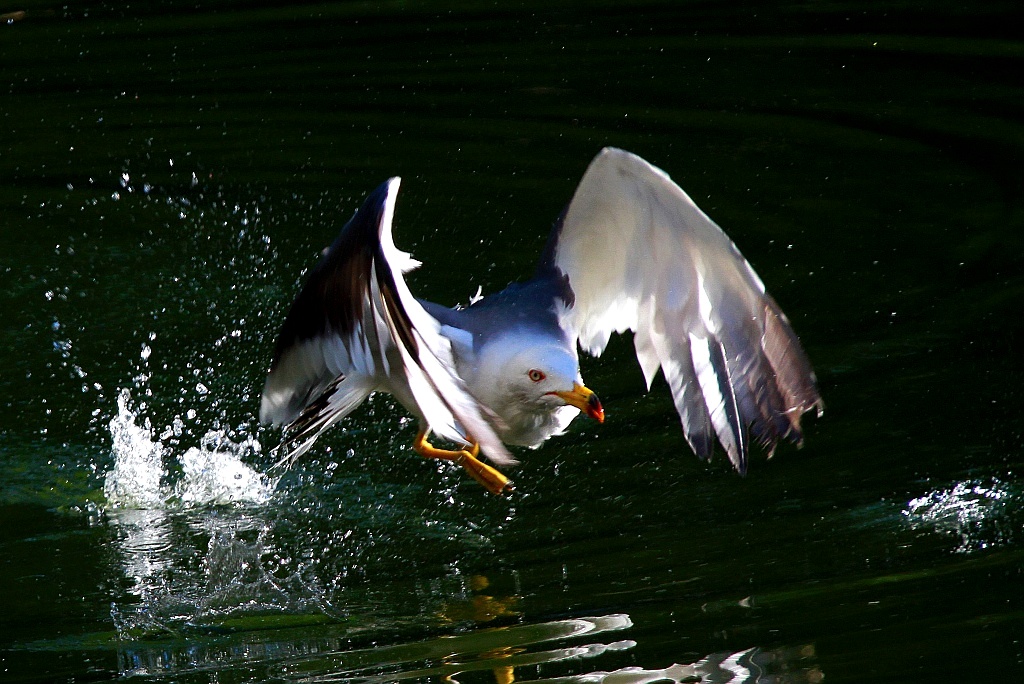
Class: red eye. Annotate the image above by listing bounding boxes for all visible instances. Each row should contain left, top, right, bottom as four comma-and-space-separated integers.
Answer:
528, 369, 546, 382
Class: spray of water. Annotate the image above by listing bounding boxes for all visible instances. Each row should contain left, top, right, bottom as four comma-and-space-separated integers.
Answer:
104, 388, 277, 510
903, 478, 1018, 553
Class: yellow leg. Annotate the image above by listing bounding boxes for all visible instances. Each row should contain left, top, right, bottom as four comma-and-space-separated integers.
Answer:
413, 428, 512, 495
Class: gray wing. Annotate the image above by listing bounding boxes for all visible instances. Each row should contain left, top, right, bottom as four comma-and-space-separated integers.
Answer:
260, 178, 515, 467
545, 148, 822, 472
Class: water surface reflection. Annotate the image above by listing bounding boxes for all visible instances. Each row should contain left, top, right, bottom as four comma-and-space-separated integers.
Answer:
115, 612, 821, 684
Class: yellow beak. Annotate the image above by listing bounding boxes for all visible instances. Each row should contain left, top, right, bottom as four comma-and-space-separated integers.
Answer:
551, 383, 605, 423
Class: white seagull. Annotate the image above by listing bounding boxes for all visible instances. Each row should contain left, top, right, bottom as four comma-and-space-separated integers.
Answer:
260, 148, 823, 494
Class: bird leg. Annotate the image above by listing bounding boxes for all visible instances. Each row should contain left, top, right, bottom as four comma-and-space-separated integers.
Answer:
413, 427, 512, 495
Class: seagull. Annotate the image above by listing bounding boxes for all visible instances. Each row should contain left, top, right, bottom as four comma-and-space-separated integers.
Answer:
260, 148, 823, 494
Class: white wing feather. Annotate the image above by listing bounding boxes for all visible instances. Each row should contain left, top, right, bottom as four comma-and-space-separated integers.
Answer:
552, 148, 821, 471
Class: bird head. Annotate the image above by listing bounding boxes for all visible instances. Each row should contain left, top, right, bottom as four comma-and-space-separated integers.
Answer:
482, 336, 604, 422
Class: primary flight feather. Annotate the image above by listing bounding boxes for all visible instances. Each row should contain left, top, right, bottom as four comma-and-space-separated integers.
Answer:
260, 148, 823, 493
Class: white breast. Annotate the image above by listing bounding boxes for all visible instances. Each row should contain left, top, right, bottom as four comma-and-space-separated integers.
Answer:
495, 404, 580, 448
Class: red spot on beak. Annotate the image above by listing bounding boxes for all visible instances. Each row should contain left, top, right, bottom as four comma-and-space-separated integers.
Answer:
551, 384, 604, 423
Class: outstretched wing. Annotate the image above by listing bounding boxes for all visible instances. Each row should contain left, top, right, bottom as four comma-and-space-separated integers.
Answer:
260, 178, 515, 468
545, 147, 822, 472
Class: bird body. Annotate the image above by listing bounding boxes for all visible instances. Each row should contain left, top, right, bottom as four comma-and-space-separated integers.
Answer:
420, 276, 585, 449
260, 148, 822, 492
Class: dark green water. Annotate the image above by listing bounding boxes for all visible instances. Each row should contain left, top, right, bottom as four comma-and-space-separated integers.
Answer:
2, 2, 1023, 682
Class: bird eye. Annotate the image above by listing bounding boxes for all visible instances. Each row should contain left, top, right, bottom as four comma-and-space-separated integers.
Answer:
528, 369, 546, 382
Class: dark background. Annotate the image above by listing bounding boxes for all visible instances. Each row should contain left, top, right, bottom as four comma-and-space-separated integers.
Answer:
2, 2, 1023, 682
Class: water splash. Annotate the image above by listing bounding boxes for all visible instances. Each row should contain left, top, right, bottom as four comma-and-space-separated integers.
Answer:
101, 387, 347, 641
176, 438, 274, 506
104, 390, 168, 508
903, 477, 1018, 553
103, 388, 277, 510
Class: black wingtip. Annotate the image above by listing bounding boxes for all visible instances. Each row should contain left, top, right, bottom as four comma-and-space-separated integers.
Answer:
359, 177, 399, 224
267, 178, 401, 362
333, 177, 399, 249
261, 178, 404, 428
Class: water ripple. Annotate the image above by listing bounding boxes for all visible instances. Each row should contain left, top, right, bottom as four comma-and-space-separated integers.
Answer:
108, 611, 822, 684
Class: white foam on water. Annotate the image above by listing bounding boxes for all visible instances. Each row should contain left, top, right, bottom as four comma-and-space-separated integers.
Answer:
104, 388, 278, 510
